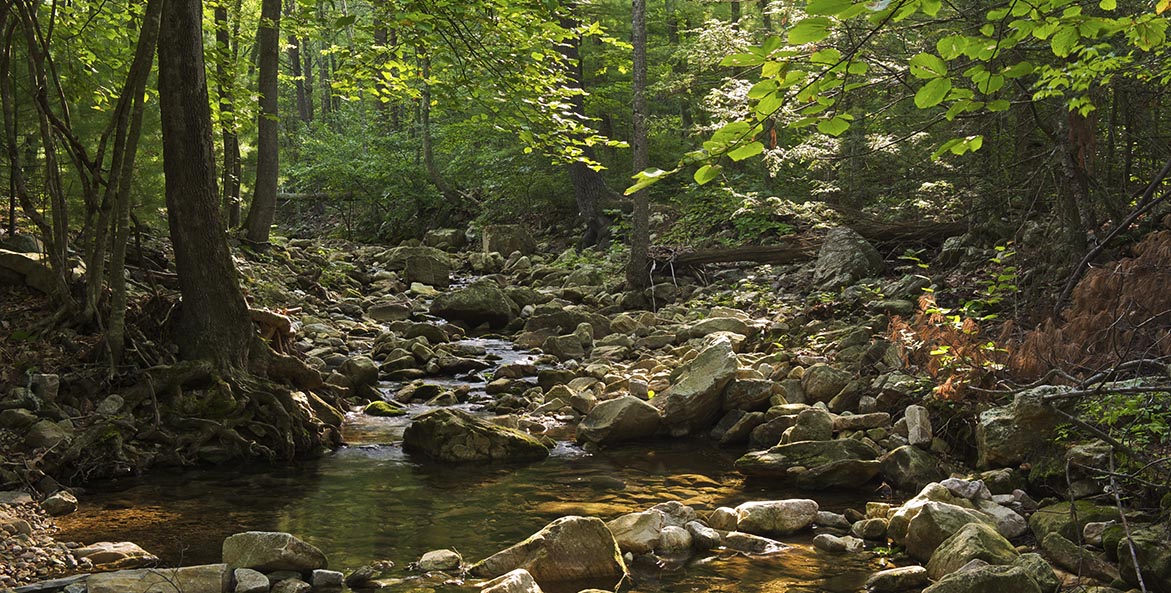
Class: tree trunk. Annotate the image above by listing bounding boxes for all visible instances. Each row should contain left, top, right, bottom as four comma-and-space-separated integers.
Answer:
213, 1, 243, 228
286, 0, 310, 123
760, 0, 772, 30
158, 0, 255, 370
243, 0, 281, 246
627, 0, 650, 291
419, 52, 455, 201
301, 36, 315, 121
730, 0, 741, 26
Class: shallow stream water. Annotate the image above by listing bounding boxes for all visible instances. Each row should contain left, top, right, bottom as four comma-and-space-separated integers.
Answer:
57, 338, 887, 592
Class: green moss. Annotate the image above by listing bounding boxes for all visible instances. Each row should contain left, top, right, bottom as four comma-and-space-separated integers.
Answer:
365, 400, 407, 417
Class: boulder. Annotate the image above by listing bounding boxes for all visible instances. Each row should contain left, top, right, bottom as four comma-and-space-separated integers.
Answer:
416, 549, 463, 572
812, 533, 864, 553
74, 541, 159, 570
0, 249, 56, 294
577, 395, 661, 445
1041, 532, 1120, 583
685, 521, 722, 551
1012, 553, 1059, 593
403, 408, 549, 463
405, 252, 452, 288
905, 501, 998, 561
606, 510, 665, 555
340, 356, 380, 389
423, 228, 467, 250
222, 531, 327, 571
734, 499, 819, 536
87, 564, 230, 593
367, 301, 413, 322
482, 224, 536, 256
851, 518, 888, 540
921, 564, 1041, 593
234, 568, 270, 593
974, 498, 1028, 539
469, 516, 626, 586
717, 411, 765, 445
976, 386, 1066, 468
926, 522, 1019, 579
782, 408, 833, 443
481, 568, 545, 593
680, 317, 751, 340
652, 340, 738, 436
41, 491, 78, 516
364, 400, 407, 417
1028, 500, 1120, 542
1118, 524, 1171, 593
865, 566, 929, 593
802, 364, 852, 403
723, 379, 775, 412
905, 404, 932, 447
311, 570, 344, 590
271, 579, 312, 593
541, 334, 587, 361
657, 526, 692, 553
735, 439, 880, 489
880, 445, 946, 492
430, 279, 515, 329
888, 482, 971, 543
24, 420, 71, 450
812, 227, 884, 289
722, 532, 788, 555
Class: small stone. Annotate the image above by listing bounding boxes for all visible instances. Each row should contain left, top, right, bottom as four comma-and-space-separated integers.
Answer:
905, 405, 932, 447
865, 565, 929, 592
40, 491, 78, 517
311, 569, 344, 590
415, 549, 462, 571
271, 578, 312, 593
851, 518, 888, 540
234, 568, 269, 593
812, 533, 864, 554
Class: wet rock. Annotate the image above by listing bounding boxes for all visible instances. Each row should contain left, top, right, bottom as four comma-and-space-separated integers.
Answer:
482, 224, 536, 256
364, 400, 407, 417
652, 340, 738, 436
976, 386, 1065, 468
87, 564, 229, 593
577, 395, 661, 446
430, 279, 515, 329
1028, 500, 1120, 542
480, 568, 544, 593
607, 510, 665, 554
734, 499, 819, 536
404, 408, 549, 462
813, 227, 884, 289
1041, 532, 1119, 583
921, 564, 1041, 593
415, 549, 462, 571
905, 405, 932, 447
926, 522, 1018, 579
469, 516, 626, 586
75, 541, 159, 569
812, 533, 864, 553
782, 408, 833, 443
685, 521, 721, 551
234, 568, 270, 593
802, 364, 852, 403
222, 531, 327, 572
865, 565, 929, 592
735, 439, 880, 488
722, 532, 788, 554
904, 501, 998, 561
656, 526, 692, 553
40, 491, 77, 516
880, 445, 946, 492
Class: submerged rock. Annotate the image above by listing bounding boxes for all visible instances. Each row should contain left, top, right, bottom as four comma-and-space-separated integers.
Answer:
469, 516, 626, 586
87, 565, 229, 593
403, 408, 549, 463
222, 531, 327, 572
735, 439, 880, 489
480, 568, 545, 593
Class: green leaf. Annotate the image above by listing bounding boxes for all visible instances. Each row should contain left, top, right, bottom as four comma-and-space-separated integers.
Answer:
1050, 26, 1080, 57
818, 115, 851, 136
728, 141, 765, 161
807, 0, 854, 15
721, 53, 766, 67
937, 36, 968, 60
789, 17, 832, 44
1099, 0, 1116, 9
762, 36, 784, 54
1001, 61, 1035, 78
987, 99, 1011, 111
811, 48, 843, 64
915, 77, 952, 108
694, 164, 722, 185
625, 167, 675, 195
334, 14, 356, 28
909, 52, 948, 78
756, 92, 784, 116
748, 79, 779, 99
922, 0, 942, 16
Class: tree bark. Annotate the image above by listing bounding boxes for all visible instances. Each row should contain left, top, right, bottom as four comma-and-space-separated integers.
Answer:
627, 0, 650, 290
158, 0, 255, 370
286, 0, 311, 123
243, 0, 281, 246
418, 52, 455, 201
213, 1, 243, 228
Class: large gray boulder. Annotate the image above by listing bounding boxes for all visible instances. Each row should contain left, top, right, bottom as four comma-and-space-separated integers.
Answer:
469, 516, 626, 586
576, 395, 661, 446
921, 564, 1041, 593
880, 445, 947, 492
904, 501, 998, 561
606, 510, 665, 554
812, 227, 884, 289
976, 386, 1065, 468
430, 279, 516, 329
481, 568, 545, 593
222, 532, 327, 571
926, 522, 1019, 579
652, 340, 738, 436
1118, 524, 1171, 593
404, 408, 549, 463
801, 364, 852, 403
735, 439, 880, 489
87, 564, 230, 593
74, 541, 159, 570
482, 224, 536, 255
734, 500, 819, 536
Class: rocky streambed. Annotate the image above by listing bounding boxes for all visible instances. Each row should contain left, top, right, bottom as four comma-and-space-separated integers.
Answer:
3, 226, 1170, 593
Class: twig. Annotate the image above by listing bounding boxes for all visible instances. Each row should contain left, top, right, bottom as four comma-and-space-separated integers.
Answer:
1109, 451, 1149, 593
1042, 384, 1171, 403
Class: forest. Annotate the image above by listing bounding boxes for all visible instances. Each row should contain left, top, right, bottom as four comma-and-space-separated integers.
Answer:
1, 0, 1170, 593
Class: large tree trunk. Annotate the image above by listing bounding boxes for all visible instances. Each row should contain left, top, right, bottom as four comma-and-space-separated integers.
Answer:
158, 0, 254, 370
627, 0, 650, 290
213, 0, 244, 228
243, 0, 281, 246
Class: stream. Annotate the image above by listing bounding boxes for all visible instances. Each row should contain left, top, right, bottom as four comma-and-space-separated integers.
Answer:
56, 337, 887, 593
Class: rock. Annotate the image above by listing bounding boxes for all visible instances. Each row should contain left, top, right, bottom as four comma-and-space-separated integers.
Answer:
782, 408, 833, 443
812, 533, 864, 553
271, 579, 312, 593
221, 531, 327, 572
851, 518, 888, 540
87, 564, 230, 593
1012, 553, 1059, 593
1041, 532, 1120, 583
364, 400, 407, 417
24, 420, 71, 450
482, 224, 536, 256
940, 478, 992, 501
469, 516, 626, 586
921, 564, 1041, 593
1117, 524, 1171, 593
813, 227, 884, 289
367, 301, 413, 322
344, 566, 378, 588
1028, 501, 1120, 542
865, 565, 929, 592
816, 511, 852, 530
722, 532, 788, 554
96, 394, 125, 415
976, 386, 1065, 468
833, 412, 891, 432
430, 279, 515, 329
404, 408, 549, 462
481, 568, 545, 593
404, 252, 452, 288
723, 379, 775, 412
75, 541, 159, 569
718, 411, 765, 445
29, 373, 59, 402
311, 570, 343, 590
926, 522, 1019, 579
652, 340, 738, 436
423, 228, 467, 250
685, 521, 722, 551
734, 499, 819, 536
708, 507, 738, 531
340, 355, 380, 388
880, 445, 946, 492
541, 334, 587, 361
974, 498, 1028, 539
681, 317, 751, 340
0, 249, 56, 293
904, 501, 997, 561
234, 568, 270, 593
40, 491, 78, 516
735, 439, 880, 488
0, 408, 37, 430
576, 395, 661, 446
415, 549, 462, 571
657, 526, 692, 553
905, 405, 932, 446
607, 510, 665, 555
2, 233, 42, 253
802, 364, 852, 403
650, 501, 697, 528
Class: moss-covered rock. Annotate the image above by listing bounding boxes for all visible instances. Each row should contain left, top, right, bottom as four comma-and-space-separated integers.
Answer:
1027, 501, 1120, 542
364, 401, 407, 417
403, 408, 548, 462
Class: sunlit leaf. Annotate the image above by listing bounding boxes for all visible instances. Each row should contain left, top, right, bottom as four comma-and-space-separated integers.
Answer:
915, 77, 952, 108
728, 141, 765, 161
694, 164, 722, 185
789, 17, 832, 44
